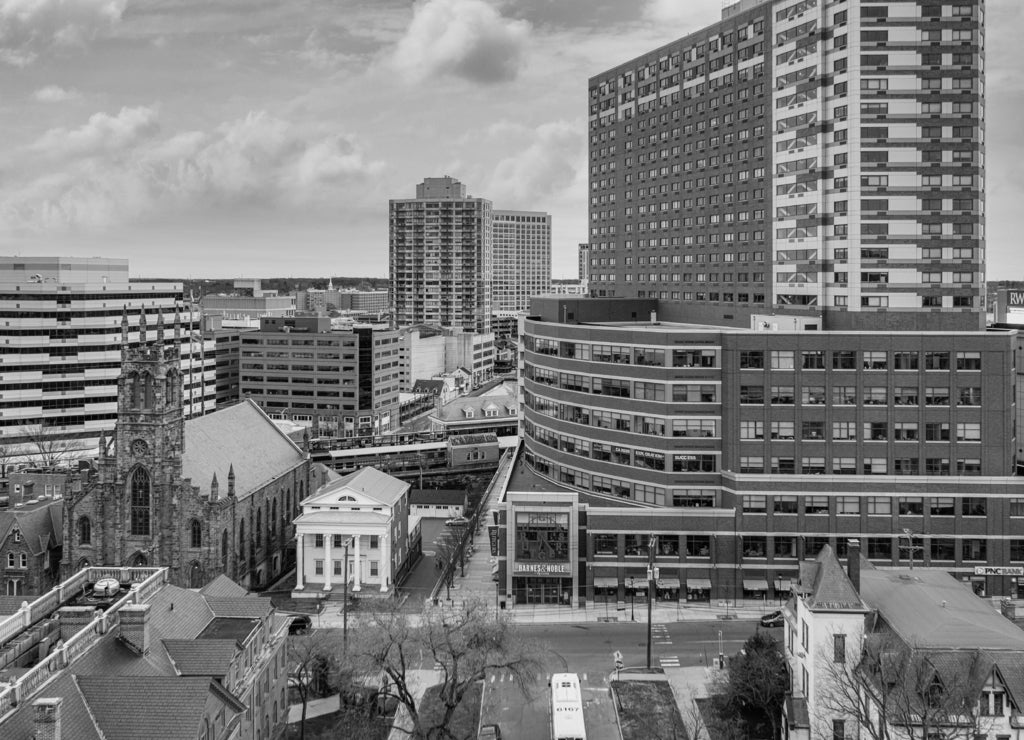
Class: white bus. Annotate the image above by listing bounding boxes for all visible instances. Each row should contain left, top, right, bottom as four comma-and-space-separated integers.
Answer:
550, 672, 587, 740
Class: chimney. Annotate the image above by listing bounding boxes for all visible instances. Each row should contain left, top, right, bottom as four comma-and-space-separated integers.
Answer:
57, 606, 99, 641
847, 538, 861, 593
118, 604, 151, 654
32, 698, 62, 740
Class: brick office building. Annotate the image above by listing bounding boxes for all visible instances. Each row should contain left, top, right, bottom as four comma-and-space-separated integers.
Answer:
514, 297, 1024, 602
63, 315, 330, 590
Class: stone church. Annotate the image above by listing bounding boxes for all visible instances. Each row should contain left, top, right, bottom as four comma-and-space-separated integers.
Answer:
63, 309, 330, 589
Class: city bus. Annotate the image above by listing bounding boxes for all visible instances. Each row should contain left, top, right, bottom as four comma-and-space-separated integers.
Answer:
550, 672, 586, 740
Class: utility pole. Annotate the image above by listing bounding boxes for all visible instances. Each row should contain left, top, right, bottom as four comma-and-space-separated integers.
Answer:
646, 534, 658, 670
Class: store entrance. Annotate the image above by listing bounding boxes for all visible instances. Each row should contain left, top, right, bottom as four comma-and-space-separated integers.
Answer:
513, 576, 571, 605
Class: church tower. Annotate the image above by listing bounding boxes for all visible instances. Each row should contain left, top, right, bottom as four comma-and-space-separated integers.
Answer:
101, 306, 186, 569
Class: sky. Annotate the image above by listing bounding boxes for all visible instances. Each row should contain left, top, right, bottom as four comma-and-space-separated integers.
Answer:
0, 0, 1022, 281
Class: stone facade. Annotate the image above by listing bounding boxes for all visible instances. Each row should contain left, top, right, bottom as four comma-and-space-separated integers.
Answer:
62, 312, 328, 590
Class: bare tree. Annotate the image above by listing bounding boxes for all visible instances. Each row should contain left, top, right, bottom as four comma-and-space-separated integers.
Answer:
0, 440, 14, 478
347, 596, 543, 740
816, 631, 997, 740
288, 628, 344, 740
434, 534, 459, 599
20, 421, 77, 468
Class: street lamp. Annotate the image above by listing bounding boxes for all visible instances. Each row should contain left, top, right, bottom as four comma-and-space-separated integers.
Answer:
627, 577, 636, 622
646, 534, 658, 671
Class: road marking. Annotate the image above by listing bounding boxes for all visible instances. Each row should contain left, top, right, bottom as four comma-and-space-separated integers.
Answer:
581, 673, 587, 681
660, 656, 681, 668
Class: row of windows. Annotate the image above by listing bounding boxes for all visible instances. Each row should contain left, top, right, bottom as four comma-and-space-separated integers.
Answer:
525, 390, 718, 438
525, 365, 721, 403
739, 420, 980, 442
739, 349, 982, 371
740, 494, 993, 517
739, 385, 981, 406
737, 456, 981, 476
740, 535, 989, 562
528, 338, 718, 368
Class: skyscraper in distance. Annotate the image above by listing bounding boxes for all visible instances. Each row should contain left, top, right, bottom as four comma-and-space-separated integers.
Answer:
492, 210, 552, 313
389, 176, 493, 334
587, 0, 984, 331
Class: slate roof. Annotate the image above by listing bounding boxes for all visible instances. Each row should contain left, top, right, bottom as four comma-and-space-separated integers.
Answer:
0, 672, 104, 740
860, 567, 1024, 650
204, 596, 273, 619
182, 399, 305, 499
308, 466, 409, 507
431, 387, 517, 422
163, 639, 238, 678
412, 379, 445, 394
198, 573, 250, 598
0, 500, 62, 556
797, 545, 867, 612
76, 675, 243, 740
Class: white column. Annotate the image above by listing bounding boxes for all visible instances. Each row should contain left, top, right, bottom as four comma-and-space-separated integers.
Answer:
353, 534, 362, 592
323, 534, 332, 591
380, 532, 390, 593
295, 533, 305, 590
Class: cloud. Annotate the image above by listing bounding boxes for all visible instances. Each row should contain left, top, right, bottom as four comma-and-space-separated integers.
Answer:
0, 0, 126, 64
32, 84, 81, 102
1, 108, 386, 235
392, 0, 530, 84
32, 105, 160, 159
643, 0, 719, 26
483, 119, 585, 206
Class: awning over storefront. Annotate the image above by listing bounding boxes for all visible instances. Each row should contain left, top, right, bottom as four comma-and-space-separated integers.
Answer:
627, 580, 648, 591
594, 577, 618, 588
656, 577, 681, 589
686, 578, 712, 590
743, 579, 769, 591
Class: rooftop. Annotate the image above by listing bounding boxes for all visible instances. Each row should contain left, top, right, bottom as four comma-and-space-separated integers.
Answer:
861, 568, 1024, 650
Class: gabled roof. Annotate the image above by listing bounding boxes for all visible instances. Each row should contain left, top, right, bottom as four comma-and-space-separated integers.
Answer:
304, 466, 408, 508
164, 639, 238, 678
295, 509, 392, 527
431, 393, 517, 422
412, 379, 445, 394
198, 574, 250, 598
797, 545, 867, 612
76, 675, 244, 740
0, 672, 104, 740
182, 399, 305, 500
0, 501, 62, 556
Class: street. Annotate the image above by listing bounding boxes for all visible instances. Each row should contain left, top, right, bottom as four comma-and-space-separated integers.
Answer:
479, 619, 764, 740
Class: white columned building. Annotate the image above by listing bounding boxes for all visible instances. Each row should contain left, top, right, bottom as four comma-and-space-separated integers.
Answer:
291, 467, 413, 599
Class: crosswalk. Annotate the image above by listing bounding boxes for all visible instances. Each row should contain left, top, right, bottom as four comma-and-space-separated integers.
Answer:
659, 655, 681, 668
652, 623, 673, 645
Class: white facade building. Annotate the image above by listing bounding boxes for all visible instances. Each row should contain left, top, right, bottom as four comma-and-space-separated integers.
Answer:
492, 210, 551, 313
292, 467, 412, 598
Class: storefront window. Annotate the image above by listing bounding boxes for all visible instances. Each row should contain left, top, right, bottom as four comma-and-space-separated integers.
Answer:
686, 535, 711, 557
594, 534, 618, 556
515, 512, 570, 561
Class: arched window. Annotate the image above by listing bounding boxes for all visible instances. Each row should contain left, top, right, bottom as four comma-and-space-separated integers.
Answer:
255, 508, 262, 548
238, 520, 246, 559
189, 561, 203, 589
165, 371, 177, 408
78, 516, 91, 545
221, 529, 229, 571
190, 519, 202, 548
77, 558, 90, 571
271, 499, 278, 537
130, 467, 151, 536
20, 554, 27, 569
143, 373, 156, 409
129, 372, 141, 408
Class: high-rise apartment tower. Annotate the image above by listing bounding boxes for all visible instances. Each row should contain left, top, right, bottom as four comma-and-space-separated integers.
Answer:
492, 210, 552, 313
390, 177, 493, 333
588, 0, 984, 331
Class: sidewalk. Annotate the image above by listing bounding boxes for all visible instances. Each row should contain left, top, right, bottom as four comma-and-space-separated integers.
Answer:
287, 694, 340, 724
387, 669, 440, 740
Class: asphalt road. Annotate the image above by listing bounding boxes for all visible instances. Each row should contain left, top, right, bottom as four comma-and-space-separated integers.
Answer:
480, 619, 766, 740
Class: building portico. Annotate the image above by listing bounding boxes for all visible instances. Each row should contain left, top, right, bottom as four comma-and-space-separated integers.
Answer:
292, 467, 412, 599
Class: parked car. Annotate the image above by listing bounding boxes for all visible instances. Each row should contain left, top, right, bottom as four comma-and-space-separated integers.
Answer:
478, 725, 502, 740
445, 516, 470, 527
760, 610, 785, 628
287, 614, 312, 635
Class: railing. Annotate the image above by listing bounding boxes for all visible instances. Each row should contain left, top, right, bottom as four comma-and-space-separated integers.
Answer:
0, 566, 168, 722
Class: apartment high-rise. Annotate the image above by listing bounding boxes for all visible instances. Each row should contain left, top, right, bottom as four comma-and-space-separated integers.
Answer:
588, 0, 984, 331
492, 210, 552, 313
390, 176, 493, 333
0, 257, 215, 463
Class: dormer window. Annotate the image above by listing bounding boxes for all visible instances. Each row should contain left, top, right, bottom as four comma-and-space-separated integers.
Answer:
464, 408, 474, 418
12, 529, 21, 543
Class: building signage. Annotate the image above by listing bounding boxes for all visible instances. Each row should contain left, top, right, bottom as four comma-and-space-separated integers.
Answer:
1008, 291, 1024, 308
488, 526, 499, 557
974, 566, 1024, 577
514, 562, 571, 575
